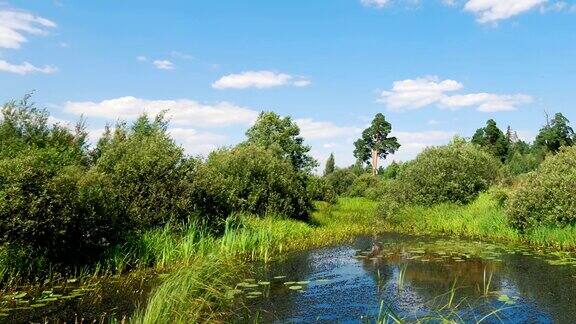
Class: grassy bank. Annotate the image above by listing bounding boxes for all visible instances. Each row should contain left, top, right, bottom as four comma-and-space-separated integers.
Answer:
131, 198, 382, 323
381, 192, 576, 251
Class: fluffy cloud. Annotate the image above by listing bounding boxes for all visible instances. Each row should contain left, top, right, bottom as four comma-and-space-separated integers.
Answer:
463, 0, 546, 23
0, 9, 56, 49
389, 130, 457, 161
212, 71, 311, 89
63, 96, 259, 127
0, 59, 57, 74
377, 76, 532, 112
360, 0, 390, 8
441, 93, 532, 112
295, 118, 361, 140
379, 77, 463, 110
168, 128, 228, 155
0, 8, 57, 74
153, 59, 174, 70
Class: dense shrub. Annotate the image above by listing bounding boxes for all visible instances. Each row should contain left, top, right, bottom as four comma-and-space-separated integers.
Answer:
307, 176, 337, 203
95, 116, 199, 230
0, 152, 123, 264
507, 146, 576, 230
394, 140, 501, 205
325, 168, 358, 195
195, 144, 313, 223
347, 174, 381, 197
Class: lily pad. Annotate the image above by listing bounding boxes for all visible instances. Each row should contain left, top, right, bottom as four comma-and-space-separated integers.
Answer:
288, 285, 303, 290
257, 281, 270, 285
273, 275, 286, 279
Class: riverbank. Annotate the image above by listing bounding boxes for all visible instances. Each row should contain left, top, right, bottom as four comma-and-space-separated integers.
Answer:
380, 192, 576, 251
132, 194, 576, 323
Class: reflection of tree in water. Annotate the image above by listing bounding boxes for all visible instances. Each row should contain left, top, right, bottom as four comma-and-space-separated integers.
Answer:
360, 254, 501, 318
500, 253, 576, 323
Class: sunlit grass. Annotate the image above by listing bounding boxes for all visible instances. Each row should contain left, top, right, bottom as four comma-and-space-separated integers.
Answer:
380, 192, 576, 251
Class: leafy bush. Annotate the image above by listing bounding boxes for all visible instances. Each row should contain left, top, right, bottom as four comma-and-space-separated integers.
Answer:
95, 115, 199, 230
394, 140, 501, 205
507, 146, 576, 230
195, 144, 313, 223
347, 174, 381, 197
0, 153, 123, 264
307, 176, 337, 203
325, 168, 358, 196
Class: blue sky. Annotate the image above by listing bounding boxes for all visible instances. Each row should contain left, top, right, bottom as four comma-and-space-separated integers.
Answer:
1, 0, 575, 168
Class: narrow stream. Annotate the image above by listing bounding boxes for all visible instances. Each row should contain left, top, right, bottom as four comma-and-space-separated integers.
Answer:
236, 233, 576, 323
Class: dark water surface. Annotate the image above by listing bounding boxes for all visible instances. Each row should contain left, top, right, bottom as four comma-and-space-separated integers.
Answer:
236, 233, 576, 323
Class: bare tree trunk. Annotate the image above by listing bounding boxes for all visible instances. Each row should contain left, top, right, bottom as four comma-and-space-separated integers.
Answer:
371, 149, 378, 176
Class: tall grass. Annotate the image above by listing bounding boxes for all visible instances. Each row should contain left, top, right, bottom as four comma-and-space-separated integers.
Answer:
131, 199, 382, 323
381, 192, 576, 251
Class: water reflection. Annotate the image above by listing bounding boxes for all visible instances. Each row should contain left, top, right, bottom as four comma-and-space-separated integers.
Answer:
241, 233, 574, 323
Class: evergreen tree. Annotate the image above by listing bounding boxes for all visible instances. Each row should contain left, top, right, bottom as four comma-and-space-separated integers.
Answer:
324, 153, 335, 176
535, 112, 574, 153
353, 113, 400, 175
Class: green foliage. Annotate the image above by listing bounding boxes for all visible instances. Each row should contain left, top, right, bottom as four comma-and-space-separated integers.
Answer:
534, 113, 574, 153
353, 113, 400, 174
325, 168, 358, 196
307, 176, 337, 203
507, 146, 576, 230
245, 111, 317, 171
471, 119, 510, 162
0, 97, 119, 264
195, 144, 313, 222
0, 152, 123, 264
347, 173, 381, 197
95, 115, 198, 230
394, 139, 501, 205
505, 150, 541, 175
379, 161, 401, 179
323, 153, 335, 176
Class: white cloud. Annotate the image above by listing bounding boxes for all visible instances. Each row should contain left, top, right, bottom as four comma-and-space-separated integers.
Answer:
0, 9, 56, 49
136, 55, 147, 62
441, 93, 532, 112
212, 70, 311, 89
390, 130, 457, 161
295, 118, 361, 140
377, 76, 532, 112
0, 59, 57, 74
63, 96, 259, 127
168, 128, 228, 155
293, 79, 312, 87
361, 0, 390, 8
463, 0, 546, 23
379, 76, 463, 111
170, 51, 194, 60
153, 59, 174, 70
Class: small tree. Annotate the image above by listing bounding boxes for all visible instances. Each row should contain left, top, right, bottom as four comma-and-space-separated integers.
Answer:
535, 112, 574, 153
353, 113, 400, 176
245, 112, 317, 172
323, 153, 335, 176
471, 119, 509, 162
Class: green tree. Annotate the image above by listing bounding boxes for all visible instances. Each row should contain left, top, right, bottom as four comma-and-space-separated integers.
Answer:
323, 153, 335, 176
353, 113, 400, 176
245, 112, 317, 172
534, 112, 574, 153
471, 119, 509, 162
95, 114, 197, 229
